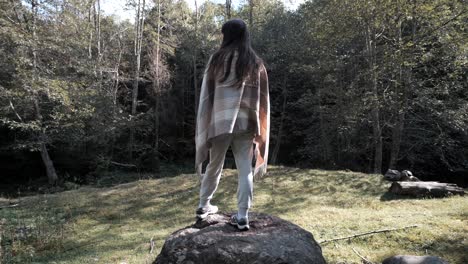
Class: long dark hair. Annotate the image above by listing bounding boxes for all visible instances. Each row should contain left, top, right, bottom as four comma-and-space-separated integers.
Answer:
206, 19, 262, 88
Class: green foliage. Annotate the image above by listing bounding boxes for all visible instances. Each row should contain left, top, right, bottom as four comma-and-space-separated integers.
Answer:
0, 0, 466, 183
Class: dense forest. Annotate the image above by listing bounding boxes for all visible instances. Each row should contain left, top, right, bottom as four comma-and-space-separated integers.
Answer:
1, 0, 467, 190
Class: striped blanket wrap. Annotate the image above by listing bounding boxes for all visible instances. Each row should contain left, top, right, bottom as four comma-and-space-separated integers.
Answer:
195, 58, 270, 179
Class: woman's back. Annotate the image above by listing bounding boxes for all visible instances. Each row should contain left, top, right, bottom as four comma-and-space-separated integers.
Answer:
210, 50, 258, 137
196, 18, 270, 179
195, 18, 270, 231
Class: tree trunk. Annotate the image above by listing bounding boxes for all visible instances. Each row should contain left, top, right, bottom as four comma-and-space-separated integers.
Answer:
390, 3, 419, 169
388, 8, 405, 169
248, 0, 254, 28
31, 0, 58, 185
371, 73, 382, 174
181, 76, 186, 139
39, 141, 58, 184
389, 181, 465, 197
34, 99, 58, 185
335, 64, 346, 165
88, 2, 93, 59
114, 35, 123, 106
193, 0, 199, 114
389, 2, 419, 169
96, 0, 102, 87
129, 0, 146, 160
389, 101, 405, 169
225, 0, 232, 20
153, 0, 161, 171
107, 30, 123, 163
317, 82, 331, 163
271, 78, 287, 164
366, 23, 382, 174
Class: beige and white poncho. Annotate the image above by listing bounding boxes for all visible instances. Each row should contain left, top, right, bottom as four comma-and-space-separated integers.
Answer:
195, 52, 270, 179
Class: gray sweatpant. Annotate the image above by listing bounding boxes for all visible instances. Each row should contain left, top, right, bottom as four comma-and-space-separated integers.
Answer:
199, 132, 254, 210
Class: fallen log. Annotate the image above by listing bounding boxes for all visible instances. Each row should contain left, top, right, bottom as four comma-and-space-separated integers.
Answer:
382, 255, 448, 264
389, 181, 465, 197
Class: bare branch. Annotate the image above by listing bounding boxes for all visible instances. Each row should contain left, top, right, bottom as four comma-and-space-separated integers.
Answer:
319, 225, 419, 244
9, 100, 24, 122
352, 247, 374, 264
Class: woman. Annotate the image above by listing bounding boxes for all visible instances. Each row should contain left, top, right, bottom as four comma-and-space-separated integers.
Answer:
195, 19, 270, 231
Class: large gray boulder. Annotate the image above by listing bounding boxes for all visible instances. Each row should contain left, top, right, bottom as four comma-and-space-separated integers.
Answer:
154, 212, 326, 264
385, 169, 402, 181
382, 255, 449, 264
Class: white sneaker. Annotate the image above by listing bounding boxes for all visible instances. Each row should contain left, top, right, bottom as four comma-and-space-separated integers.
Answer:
229, 214, 249, 231
195, 204, 218, 219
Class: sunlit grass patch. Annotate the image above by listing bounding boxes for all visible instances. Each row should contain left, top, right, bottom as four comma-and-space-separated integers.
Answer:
0, 166, 466, 263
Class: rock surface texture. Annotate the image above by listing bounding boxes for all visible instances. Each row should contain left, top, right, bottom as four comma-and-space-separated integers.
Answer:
154, 212, 326, 264
382, 255, 449, 264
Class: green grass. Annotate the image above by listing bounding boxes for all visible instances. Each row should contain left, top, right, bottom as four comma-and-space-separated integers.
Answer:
0, 166, 467, 263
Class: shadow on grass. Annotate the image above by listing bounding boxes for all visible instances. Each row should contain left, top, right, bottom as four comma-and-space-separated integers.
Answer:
32, 233, 140, 263
379, 192, 421, 201
0, 165, 406, 263
379, 191, 465, 201
430, 233, 468, 263
92, 161, 195, 188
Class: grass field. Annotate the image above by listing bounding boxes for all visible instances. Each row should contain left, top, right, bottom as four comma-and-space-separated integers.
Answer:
0, 165, 467, 263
